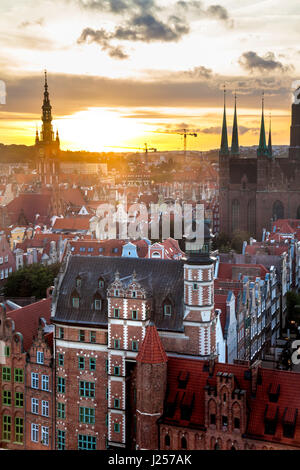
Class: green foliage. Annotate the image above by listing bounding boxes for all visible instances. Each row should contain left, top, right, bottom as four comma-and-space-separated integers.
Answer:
4, 263, 60, 299
214, 231, 250, 254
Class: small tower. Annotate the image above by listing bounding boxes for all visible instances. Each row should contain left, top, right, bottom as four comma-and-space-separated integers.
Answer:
135, 322, 167, 450
184, 222, 218, 359
231, 92, 239, 155
257, 92, 268, 157
35, 70, 60, 186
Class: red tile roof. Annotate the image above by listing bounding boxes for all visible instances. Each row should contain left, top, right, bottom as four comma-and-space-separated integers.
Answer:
53, 216, 90, 231
164, 357, 300, 447
6, 193, 52, 225
136, 324, 167, 364
7, 297, 52, 351
218, 262, 269, 281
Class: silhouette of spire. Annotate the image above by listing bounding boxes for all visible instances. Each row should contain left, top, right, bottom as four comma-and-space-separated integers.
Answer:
35, 123, 39, 144
268, 113, 273, 158
41, 69, 53, 143
220, 85, 229, 156
231, 92, 239, 155
257, 92, 268, 157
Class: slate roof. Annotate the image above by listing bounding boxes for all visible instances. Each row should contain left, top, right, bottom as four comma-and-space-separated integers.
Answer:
53, 255, 184, 331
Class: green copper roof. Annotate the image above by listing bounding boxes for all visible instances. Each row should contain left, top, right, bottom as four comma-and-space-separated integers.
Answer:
231, 95, 239, 155
257, 95, 268, 157
220, 103, 229, 155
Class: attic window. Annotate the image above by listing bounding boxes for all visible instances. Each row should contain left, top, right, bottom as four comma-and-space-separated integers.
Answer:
152, 251, 160, 258
76, 277, 81, 288
177, 371, 189, 389
268, 384, 280, 403
94, 299, 102, 310
72, 297, 80, 308
164, 304, 172, 316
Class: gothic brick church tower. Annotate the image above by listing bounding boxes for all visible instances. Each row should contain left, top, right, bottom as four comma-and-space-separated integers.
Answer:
219, 86, 300, 239
35, 71, 60, 186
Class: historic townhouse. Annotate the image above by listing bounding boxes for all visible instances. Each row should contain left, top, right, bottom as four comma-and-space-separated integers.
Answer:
0, 298, 52, 449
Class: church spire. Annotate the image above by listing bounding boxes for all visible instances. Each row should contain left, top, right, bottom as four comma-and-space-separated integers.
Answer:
41, 70, 54, 143
35, 123, 39, 144
257, 92, 268, 157
231, 92, 239, 155
220, 85, 229, 156
268, 113, 273, 158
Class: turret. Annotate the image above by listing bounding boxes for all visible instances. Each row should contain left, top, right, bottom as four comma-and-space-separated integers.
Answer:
135, 323, 167, 450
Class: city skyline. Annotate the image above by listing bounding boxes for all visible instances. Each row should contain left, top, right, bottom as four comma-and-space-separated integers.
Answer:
0, 0, 300, 151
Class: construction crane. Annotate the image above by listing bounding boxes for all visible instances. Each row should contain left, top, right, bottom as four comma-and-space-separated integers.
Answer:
105, 143, 157, 166
152, 128, 197, 162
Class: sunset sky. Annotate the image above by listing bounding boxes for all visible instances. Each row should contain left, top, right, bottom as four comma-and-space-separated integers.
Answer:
0, 0, 300, 152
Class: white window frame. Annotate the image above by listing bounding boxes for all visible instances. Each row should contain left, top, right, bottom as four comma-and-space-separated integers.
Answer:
41, 426, 49, 446
37, 351, 44, 364
42, 400, 49, 417
41, 375, 49, 391
31, 423, 39, 442
31, 398, 39, 414
31, 372, 39, 389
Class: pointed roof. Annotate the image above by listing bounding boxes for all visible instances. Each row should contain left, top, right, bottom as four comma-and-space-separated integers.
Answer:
257, 93, 268, 157
231, 92, 239, 155
136, 323, 168, 364
268, 114, 273, 158
220, 87, 229, 156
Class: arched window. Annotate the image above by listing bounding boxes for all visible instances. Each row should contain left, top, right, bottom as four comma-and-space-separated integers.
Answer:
165, 434, 170, 447
231, 199, 240, 233
181, 437, 187, 449
272, 200, 284, 221
247, 199, 256, 236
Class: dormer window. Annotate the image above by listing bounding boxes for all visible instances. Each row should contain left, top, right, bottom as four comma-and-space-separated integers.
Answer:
76, 277, 81, 288
98, 279, 104, 288
114, 289, 119, 296
94, 299, 102, 310
72, 297, 80, 308
164, 304, 172, 316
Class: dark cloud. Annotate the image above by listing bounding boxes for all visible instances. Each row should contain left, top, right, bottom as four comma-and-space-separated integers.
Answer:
1, 72, 293, 119
238, 51, 294, 74
184, 66, 213, 80
200, 125, 259, 135
78, 0, 231, 58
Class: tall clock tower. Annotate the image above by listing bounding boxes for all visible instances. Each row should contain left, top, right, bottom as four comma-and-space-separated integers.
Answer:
35, 71, 60, 185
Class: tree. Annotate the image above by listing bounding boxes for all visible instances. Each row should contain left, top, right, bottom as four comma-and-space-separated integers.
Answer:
4, 263, 60, 299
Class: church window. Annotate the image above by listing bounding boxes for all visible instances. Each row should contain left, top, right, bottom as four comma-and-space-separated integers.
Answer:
234, 418, 240, 429
165, 434, 170, 447
181, 437, 187, 449
222, 416, 228, 427
231, 199, 240, 233
210, 414, 216, 425
296, 206, 300, 220
247, 199, 256, 236
272, 200, 284, 221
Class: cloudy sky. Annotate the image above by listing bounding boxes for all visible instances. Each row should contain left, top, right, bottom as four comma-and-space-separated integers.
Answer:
0, 0, 299, 151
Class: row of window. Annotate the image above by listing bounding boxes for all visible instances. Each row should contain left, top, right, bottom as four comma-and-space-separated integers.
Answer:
0, 267, 12, 279
0, 255, 9, 264
2, 367, 23, 383
31, 373, 49, 391
111, 339, 138, 351
57, 327, 96, 343
31, 423, 49, 445
31, 398, 49, 416
2, 391, 23, 407
2, 415, 23, 443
